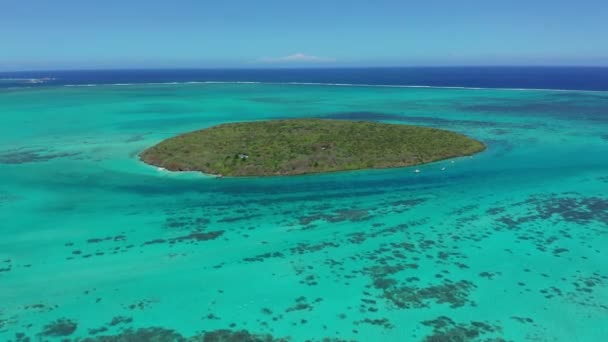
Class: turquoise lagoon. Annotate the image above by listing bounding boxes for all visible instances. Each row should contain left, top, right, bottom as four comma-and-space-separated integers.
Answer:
0, 83, 607, 341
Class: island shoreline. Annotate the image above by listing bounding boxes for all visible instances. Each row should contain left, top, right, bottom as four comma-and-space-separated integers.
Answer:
140, 119, 486, 177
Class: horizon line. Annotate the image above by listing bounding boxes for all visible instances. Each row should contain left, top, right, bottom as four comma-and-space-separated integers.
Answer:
2, 64, 608, 73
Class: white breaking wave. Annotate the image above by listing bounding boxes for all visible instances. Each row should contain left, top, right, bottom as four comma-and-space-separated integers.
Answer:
56, 81, 607, 93
0, 77, 55, 84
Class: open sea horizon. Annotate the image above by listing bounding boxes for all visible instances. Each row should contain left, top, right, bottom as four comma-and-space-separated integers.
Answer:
1, 66, 608, 91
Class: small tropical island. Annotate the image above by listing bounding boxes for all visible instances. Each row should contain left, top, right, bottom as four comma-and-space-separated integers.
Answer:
140, 119, 485, 177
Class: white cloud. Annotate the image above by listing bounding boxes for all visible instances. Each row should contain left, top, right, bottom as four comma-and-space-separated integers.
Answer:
257, 53, 335, 63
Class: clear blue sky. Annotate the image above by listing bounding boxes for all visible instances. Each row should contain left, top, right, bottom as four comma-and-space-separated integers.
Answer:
1, 0, 607, 71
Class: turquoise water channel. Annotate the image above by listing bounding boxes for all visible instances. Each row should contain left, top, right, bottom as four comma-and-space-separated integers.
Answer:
1, 83, 607, 341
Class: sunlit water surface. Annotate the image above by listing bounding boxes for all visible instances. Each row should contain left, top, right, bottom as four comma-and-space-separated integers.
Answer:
1, 83, 607, 341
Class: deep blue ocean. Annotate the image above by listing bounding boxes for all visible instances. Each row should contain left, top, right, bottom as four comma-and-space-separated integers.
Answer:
1, 67, 608, 91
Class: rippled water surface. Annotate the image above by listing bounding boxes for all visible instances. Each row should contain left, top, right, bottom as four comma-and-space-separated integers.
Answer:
1, 83, 607, 341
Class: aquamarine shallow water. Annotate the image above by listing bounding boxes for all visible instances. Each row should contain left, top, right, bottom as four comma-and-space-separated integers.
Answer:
0, 83, 607, 341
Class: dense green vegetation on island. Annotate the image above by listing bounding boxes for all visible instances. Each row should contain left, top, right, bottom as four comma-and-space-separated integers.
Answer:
140, 119, 485, 176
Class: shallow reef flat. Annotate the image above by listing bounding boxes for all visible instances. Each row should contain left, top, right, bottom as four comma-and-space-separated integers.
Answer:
0, 83, 607, 341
